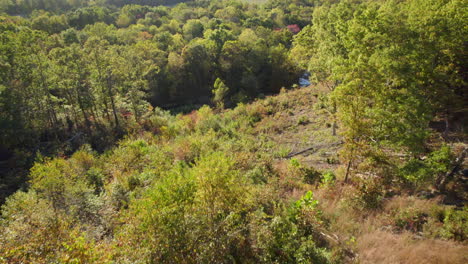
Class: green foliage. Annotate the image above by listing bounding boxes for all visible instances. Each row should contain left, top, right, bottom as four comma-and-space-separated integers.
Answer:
182, 19, 204, 40
1, 0, 467, 262
440, 207, 468, 241
292, 0, 467, 181
395, 203, 468, 242
395, 209, 428, 233
400, 145, 453, 185
212, 77, 230, 108
118, 152, 252, 262
0, 89, 346, 262
350, 179, 384, 211
294, 191, 319, 212
0, 190, 110, 263
251, 191, 330, 264
0, 0, 304, 165
320, 170, 336, 187
274, 146, 291, 158
297, 115, 309, 125
289, 158, 321, 184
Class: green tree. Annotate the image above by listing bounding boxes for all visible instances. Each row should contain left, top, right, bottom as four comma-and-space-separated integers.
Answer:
84, 37, 120, 128
182, 19, 204, 40
118, 153, 252, 263
212, 77, 229, 108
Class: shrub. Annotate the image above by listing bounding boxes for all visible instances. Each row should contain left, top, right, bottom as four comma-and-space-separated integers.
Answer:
320, 171, 336, 188
297, 115, 309, 125
441, 207, 467, 241
0, 191, 108, 263
351, 179, 384, 210
246, 165, 269, 184
399, 145, 453, 186
140, 107, 172, 133
289, 159, 321, 184
250, 191, 330, 264
394, 209, 428, 233
117, 153, 253, 263
85, 167, 104, 194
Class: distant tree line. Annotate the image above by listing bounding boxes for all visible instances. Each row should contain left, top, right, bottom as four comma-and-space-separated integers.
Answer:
0, 0, 191, 15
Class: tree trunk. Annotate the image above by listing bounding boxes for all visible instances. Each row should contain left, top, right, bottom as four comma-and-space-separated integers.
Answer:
344, 158, 352, 183
332, 101, 337, 136
75, 86, 91, 130
443, 110, 450, 139
326, 81, 338, 136
106, 75, 120, 128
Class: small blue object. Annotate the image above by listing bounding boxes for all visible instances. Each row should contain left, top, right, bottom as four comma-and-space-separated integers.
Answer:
298, 72, 311, 87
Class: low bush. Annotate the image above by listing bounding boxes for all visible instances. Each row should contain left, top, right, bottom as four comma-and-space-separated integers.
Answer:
351, 179, 384, 210
440, 207, 468, 241
289, 158, 321, 185
320, 171, 336, 188
399, 146, 453, 187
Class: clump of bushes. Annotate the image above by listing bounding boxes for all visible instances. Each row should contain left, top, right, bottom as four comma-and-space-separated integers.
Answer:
289, 158, 321, 185
250, 191, 332, 264
440, 207, 468, 241
394, 209, 428, 233
350, 179, 385, 211
424, 206, 468, 242
399, 145, 453, 187
320, 170, 336, 188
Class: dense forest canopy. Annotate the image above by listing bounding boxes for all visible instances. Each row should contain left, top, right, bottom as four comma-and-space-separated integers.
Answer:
0, 0, 192, 15
0, 0, 467, 263
0, 0, 315, 151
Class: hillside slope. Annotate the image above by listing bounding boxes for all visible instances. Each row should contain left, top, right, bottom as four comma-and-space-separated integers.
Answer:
255, 87, 468, 263
1, 85, 467, 263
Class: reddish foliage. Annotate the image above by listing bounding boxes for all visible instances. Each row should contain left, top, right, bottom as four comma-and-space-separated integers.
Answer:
187, 110, 199, 125
121, 111, 133, 119
287, 24, 301, 34
138, 31, 153, 40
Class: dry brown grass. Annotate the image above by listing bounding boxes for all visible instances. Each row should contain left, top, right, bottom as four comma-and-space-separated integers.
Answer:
314, 188, 468, 264
271, 160, 309, 200
357, 230, 468, 264
252, 85, 342, 172
383, 196, 442, 213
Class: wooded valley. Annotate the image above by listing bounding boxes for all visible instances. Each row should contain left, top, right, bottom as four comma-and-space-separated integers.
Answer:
0, 0, 466, 263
